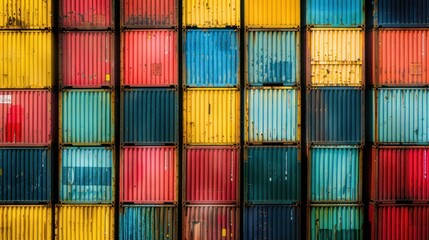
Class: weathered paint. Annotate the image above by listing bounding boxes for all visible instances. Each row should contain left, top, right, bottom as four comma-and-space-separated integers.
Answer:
185, 147, 239, 204
183, 88, 240, 145
306, 0, 364, 27
0, 31, 52, 88
374, 0, 429, 27
120, 147, 177, 203
60, 147, 114, 203
60, 31, 114, 87
185, 29, 239, 87
120, 205, 177, 240
246, 88, 300, 143
0, 148, 51, 203
246, 30, 300, 86
122, 88, 177, 144
60, 0, 113, 28
61, 90, 114, 145
183, 0, 240, 27
0, 0, 52, 28
122, 0, 177, 27
245, 0, 300, 28
122, 30, 178, 86
308, 29, 364, 86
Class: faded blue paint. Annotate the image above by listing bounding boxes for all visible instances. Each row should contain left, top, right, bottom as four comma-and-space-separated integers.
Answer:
307, 0, 365, 27
375, 0, 429, 27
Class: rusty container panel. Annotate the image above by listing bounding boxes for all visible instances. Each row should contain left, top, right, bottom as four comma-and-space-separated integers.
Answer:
183, 0, 240, 27
122, 0, 177, 27
307, 0, 364, 27
0, 0, 52, 29
120, 147, 177, 204
183, 205, 239, 240
185, 147, 239, 204
60, 31, 114, 88
122, 30, 178, 86
0, 90, 51, 146
245, 0, 300, 28
374, 0, 429, 27
60, 0, 113, 28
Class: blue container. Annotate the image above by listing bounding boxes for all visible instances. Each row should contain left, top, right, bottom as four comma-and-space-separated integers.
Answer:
306, 0, 365, 27
185, 29, 239, 87
0, 148, 51, 203
122, 88, 178, 144
375, 0, 429, 27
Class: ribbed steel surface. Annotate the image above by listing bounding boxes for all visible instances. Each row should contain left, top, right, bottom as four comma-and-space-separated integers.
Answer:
183, 0, 240, 27
0, 0, 52, 28
185, 29, 239, 87
307, 0, 364, 26
245, 0, 300, 28
374, 0, 429, 27
246, 30, 300, 86
122, 0, 177, 27
60, 0, 113, 28
122, 88, 177, 144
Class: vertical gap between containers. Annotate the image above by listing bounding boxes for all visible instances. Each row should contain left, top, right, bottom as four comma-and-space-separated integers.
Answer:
52, 0, 59, 237
300, 0, 307, 238
178, 0, 183, 238
114, 0, 121, 239
239, 0, 245, 238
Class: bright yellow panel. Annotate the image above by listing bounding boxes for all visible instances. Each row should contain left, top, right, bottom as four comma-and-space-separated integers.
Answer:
245, 0, 300, 28
183, 0, 240, 27
0, 0, 52, 28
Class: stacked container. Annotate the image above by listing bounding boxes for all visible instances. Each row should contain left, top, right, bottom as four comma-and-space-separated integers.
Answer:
306, 1, 365, 239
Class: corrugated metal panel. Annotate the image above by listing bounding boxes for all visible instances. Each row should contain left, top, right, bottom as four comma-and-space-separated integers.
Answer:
60, 0, 113, 28
60, 31, 114, 87
60, 147, 113, 203
0, 0, 52, 29
0, 90, 51, 145
185, 30, 239, 87
246, 88, 299, 143
376, 89, 429, 144
245, 147, 300, 204
183, 0, 240, 27
310, 146, 361, 202
0, 148, 51, 203
0, 31, 52, 88
0, 205, 52, 240
374, 0, 429, 27
122, 89, 177, 144
122, 30, 178, 87
183, 206, 239, 240
244, 205, 300, 240
245, 0, 300, 28
61, 90, 114, 145
122, 0, 177, 27
306, 0, 364, 27
184, 88, 240, 145
246, 30, 300, 86
310, 205, 363, 240
307, 88, 363, 144
120, 147, 177, 203
56, 205, 114, 240
120, 205, 177, 240
185, 147, 239, 203
308, 29, 364, 86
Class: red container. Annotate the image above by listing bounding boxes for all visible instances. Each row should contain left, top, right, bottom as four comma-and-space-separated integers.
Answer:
185, 147, 239, 204
183, 206, 239, 240
122, 30, 178, 86
122, 0, 177, 27
60, 32, 114, 88
120, 146, 177, 204
60, 0, 113, 28
0, 91, 51, 145
370, 147, 429, 202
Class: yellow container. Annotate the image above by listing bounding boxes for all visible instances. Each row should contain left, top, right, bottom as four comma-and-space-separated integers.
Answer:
245, 0, 300, 28
0, 0, 52, 29
0, 31, 52, 88
183, 0, 240, 27
308, 28, 364, 86
0, 205, 52, 240
184, 88, 240, 145
56, 205, 114, 240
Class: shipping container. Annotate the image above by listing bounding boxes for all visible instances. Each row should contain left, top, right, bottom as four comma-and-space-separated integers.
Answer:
307, 29, 364, 86
60, 90, 114, 145
244, 205, 300, 240
0, 0, 52, 29
309, 204, 363, 240
60, 0, 113, 28
246, 30, 300, 86
0, 205, 52, 240
122, 0, 177, 27
60, 31, 114, 88
0, 90, 51, 145
183, 88, 240, 145
0, 148, 51, 203
374, 0, 429, 27
60, 147, 114, 203
122, 88, 177, 144
306, 0, 365, 27
120, 147, 177, 203
307, 88, 363, 144
183, 0, 240, 27
183, 205, 239, 240
184, 29, 239, 87
120, 205, 177, 240
245, 0, 300, 28
185, 147, 239, 204
0, 31, 52, 88
246, 88, 300, 143
56, 205, 114, 240
309, 146, 361, 202
122, 30, 178, 87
